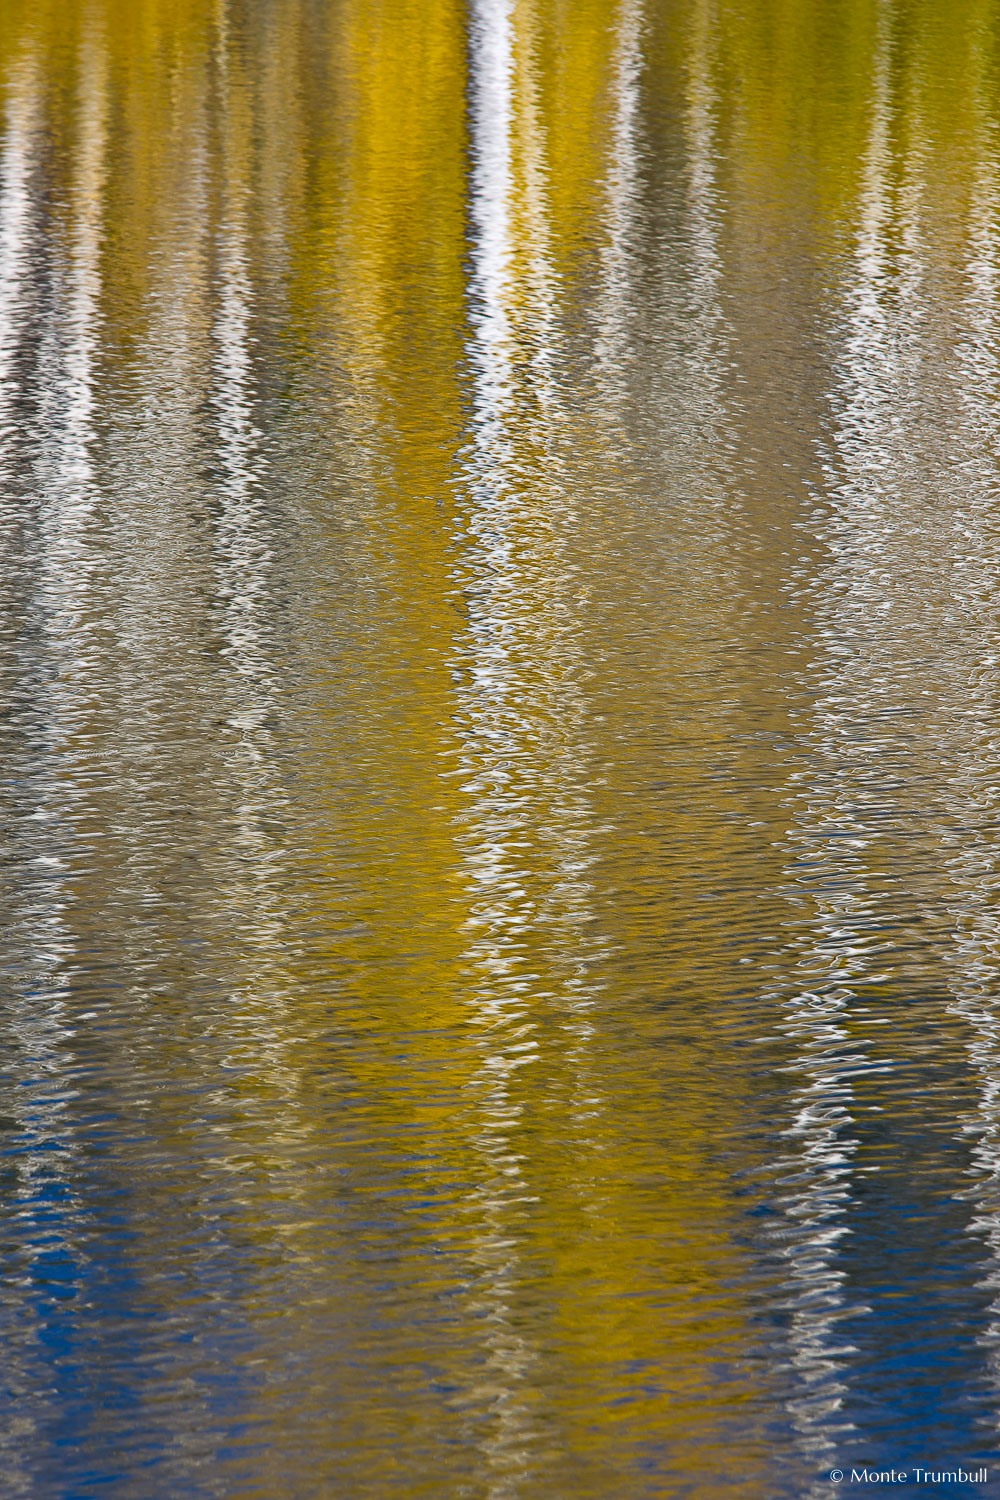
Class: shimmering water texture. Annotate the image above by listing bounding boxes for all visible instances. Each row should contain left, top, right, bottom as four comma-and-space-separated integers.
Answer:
6, 0, 1000, 1495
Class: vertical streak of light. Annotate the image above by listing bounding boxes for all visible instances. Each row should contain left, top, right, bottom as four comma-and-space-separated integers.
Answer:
508, 1, 557, 406
684, 0, 722, 309
38, 23, 108, 680
15, 16, 108, 1133
461, 0, 618, 1464
669, 0, 734, 555
454, 0, 634, 1487
0, 42, 43, 844
467, 0, 515, 453
460, 10, 538, 1492
29, 2, 109, 1149
595, 0, 643, 387
105, 17, 212, 932
767, 8, 901, 1478
109, 24, 211, 718
26, 15, 108, 1012
0, 51, 39, 481
0, 33, 105, 1492
209, 1, 296, 1108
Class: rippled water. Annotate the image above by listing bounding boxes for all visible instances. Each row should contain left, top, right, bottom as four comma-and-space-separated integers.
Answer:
4, 0, 1000, 1494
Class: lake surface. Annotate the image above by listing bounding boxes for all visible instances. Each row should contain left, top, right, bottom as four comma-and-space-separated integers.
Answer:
2, 0, 1000, 1494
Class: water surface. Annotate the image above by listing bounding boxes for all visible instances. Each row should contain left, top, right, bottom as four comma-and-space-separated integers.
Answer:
2, 0, 1000, 1494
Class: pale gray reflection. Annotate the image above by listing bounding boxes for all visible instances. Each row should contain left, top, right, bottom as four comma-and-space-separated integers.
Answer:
767, 12, 905, 1473
943, 95, 1000, 1440
0, 49, 51, 1001
594, 0, 644, 387
0, 41, 105, 1496
85, 388, 206, 1055
766, 981, 863, 1475
206, 12, 297, 1105
459, 9, 540, 1491
0, 52, 38, 470
455, 3, 610, 1490
683, 0, 723, 324
610, 0, 735, 592
678, 0, 736, 554
99, 52, 215, 910
34, 25, 108, 776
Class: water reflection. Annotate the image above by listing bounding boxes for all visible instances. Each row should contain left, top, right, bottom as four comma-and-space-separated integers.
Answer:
945, 33, 1000, 1453
771, 0, 995, 1476
207, 5, 294, 1086
595, 0, 643, 386
0, 35, 106, 1498
457, 4, 611, 1488
766, 9, 902, 1470
3, 0, 1000, 1495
